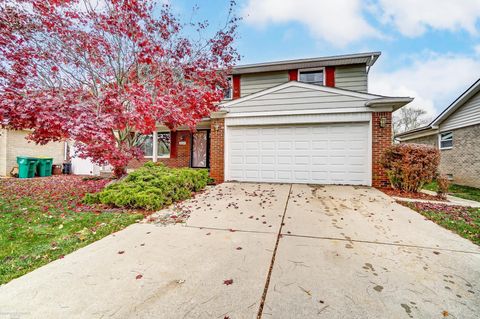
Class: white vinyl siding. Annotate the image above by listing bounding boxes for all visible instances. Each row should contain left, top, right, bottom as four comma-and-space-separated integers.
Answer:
240, 71, 289, 97
440, 91, 480, 131
335, 64, 368, 92
226, 85, 367, 113
227, 123, 370, 185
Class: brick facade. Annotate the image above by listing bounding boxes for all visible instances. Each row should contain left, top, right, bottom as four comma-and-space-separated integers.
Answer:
127, 131, 191, 170
209, 118, 225, 184
404, 134, 438, 148
127, 123, 225, 184
372, 112, 392, 188
405, 124, 480, 188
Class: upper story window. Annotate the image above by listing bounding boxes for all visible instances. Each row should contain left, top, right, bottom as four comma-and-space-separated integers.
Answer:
141, 132, 171, 158
223, 76, 233, 100
299, 69, 324, 86
439, 131, 453, 149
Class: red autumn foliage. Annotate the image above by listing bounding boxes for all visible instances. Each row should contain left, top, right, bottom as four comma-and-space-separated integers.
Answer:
381, 144, 440, 192
0, 175, 109, 213
380, 187, 445, 201
0, 0, 239, 177
436, 174, 450, 199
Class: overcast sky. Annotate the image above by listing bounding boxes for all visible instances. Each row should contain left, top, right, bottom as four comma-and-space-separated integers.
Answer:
170, 0, 480, 118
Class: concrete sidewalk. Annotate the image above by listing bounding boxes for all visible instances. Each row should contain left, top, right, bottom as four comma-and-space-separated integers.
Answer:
0, 183, 479, 319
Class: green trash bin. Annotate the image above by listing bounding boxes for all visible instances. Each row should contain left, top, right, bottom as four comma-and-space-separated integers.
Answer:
17, 156, 39, 178
37, 157, 53, 177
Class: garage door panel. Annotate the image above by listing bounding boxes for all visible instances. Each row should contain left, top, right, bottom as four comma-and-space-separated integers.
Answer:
227, 123, 370, 185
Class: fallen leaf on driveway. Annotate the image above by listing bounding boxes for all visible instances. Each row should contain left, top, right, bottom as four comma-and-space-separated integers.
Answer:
136, 274, 143, 280
118, 251, 125, 254
442, 310, 449, 317
236, 247, 242, 250
223, 279, 233, 285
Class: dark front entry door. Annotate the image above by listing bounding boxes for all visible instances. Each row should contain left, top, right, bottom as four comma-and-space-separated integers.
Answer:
191, 130, 209, 168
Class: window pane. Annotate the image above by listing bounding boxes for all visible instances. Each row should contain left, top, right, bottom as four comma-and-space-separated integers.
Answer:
157, 133, 171, 157
223, 77, 232, 99
441, 132, 452, 140
299, 70, 324, 85
141, 135, 153, 156
440, 131, 453, 148
441, 140, 453, 148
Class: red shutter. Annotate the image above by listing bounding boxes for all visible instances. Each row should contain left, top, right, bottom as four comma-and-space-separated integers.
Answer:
288, 69, 298, 81
170, 131, 177, 158
233, 75, 241, 99
325, 66, 335, 87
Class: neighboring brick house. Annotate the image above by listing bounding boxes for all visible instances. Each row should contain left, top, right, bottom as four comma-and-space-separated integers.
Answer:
396, 78, 480, 188
128, 51, 413, 187
0, 129, 65, 176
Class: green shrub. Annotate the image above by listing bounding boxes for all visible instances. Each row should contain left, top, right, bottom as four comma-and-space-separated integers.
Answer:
83, 162, 209, 210
381, 144, 440, 192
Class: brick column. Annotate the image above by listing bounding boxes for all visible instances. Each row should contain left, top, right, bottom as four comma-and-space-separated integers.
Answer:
209, 113, 226, 184
372, 112, 392, 188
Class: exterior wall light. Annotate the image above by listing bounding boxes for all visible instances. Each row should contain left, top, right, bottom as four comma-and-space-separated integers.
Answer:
380, 117, 387, 128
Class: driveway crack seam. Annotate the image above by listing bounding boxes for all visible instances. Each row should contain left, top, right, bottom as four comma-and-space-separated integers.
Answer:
256, 184, 293, 319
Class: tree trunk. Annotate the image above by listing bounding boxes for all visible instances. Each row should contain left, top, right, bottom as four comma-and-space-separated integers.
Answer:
113, 166, 127, 179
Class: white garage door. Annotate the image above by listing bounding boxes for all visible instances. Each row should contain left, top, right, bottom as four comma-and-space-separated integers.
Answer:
227, 123, 370, 185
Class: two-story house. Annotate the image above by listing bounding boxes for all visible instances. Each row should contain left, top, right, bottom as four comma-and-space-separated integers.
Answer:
396, 78, 480, 188
128, 52, 413, 187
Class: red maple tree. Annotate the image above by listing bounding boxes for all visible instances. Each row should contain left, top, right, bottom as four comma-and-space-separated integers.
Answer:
0, 0, 239, 176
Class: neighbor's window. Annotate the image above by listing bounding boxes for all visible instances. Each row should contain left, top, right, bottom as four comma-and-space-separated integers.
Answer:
299, 69, 324, 86
223, 76, 233, 100
141, 132, 171, 158
439, 131, 453, 149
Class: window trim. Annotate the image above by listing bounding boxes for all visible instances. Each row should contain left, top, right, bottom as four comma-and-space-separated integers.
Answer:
438, 131, 453, 150
298, 67, 326, 86
143, 131, 171, 159
223, 76, 233, 100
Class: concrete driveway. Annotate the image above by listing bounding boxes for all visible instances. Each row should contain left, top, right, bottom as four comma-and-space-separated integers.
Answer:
1, 183, 479, 318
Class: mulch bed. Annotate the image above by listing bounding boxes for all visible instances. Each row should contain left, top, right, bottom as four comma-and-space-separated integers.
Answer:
379, 187, 446, 201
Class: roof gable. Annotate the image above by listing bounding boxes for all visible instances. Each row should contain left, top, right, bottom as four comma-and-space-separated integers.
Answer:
220, 81, 412, 114
432, 78, 480, 127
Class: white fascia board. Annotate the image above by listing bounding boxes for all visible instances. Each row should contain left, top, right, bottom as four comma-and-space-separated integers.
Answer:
395, 128, 438, 141
364, 97, 414, 111
225, 112, 371, 126
224, 107, 391, 118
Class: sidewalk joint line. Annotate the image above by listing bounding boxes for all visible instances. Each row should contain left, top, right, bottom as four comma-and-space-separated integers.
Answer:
257, 184, 293, 319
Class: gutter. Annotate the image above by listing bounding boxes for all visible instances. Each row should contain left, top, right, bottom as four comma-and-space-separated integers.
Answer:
365, 97, 414, 111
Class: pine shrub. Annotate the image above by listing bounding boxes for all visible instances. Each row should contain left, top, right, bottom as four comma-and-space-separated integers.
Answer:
84, 162, 209, 210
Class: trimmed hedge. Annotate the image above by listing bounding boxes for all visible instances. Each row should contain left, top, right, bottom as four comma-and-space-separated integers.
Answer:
84, 162, 209, 210
381, 143, 440, 192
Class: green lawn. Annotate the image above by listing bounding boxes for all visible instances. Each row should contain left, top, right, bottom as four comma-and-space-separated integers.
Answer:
0, 176, 143, 285
400, 201, 480, 245
424, 181, 480, 203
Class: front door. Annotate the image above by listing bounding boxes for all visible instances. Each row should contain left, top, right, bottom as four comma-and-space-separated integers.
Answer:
191, 130, 209, 168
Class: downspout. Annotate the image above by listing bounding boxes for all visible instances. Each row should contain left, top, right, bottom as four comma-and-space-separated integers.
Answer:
365, 54, 375, 93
